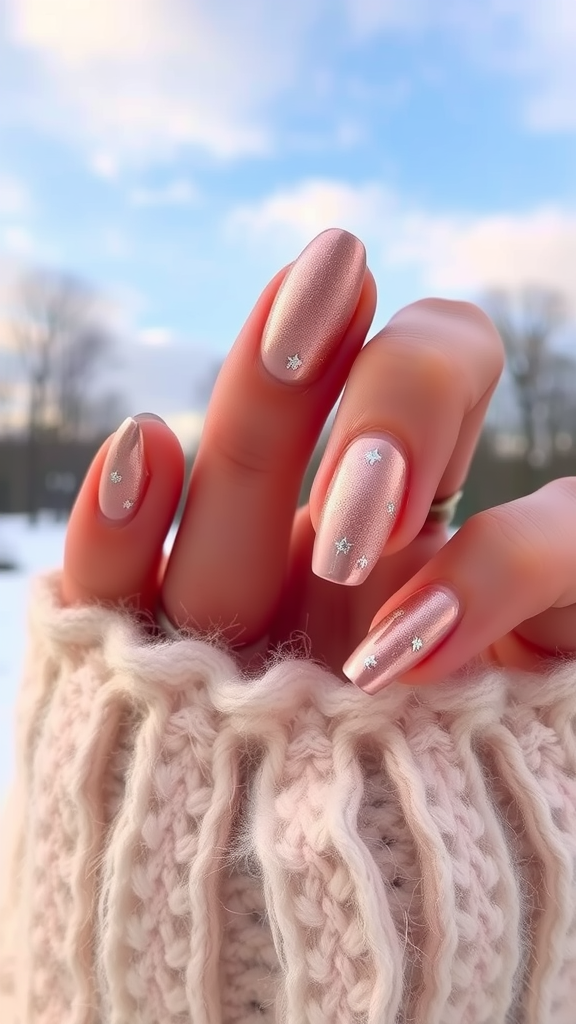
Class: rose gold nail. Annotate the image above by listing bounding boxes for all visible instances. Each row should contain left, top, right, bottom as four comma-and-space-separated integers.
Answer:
312, 433, 407, 585
261, 228, 366, 384
98, 417, 147, 522
343, 585, 460, 694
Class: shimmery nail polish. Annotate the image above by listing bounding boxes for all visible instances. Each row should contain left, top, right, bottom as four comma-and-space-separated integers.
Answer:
343, 585, 460, 694
261, 228, 366, 384
312, 434, 407, 585
98, 417, 147, 521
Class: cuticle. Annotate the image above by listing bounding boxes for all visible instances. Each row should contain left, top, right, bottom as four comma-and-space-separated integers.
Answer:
342, 428, 410, 466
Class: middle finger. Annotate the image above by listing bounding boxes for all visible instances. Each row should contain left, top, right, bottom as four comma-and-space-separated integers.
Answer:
162, 229, 375, 641
310, 297, 505, 586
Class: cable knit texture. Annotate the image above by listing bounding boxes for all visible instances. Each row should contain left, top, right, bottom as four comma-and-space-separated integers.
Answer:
2, 574, 576, 1024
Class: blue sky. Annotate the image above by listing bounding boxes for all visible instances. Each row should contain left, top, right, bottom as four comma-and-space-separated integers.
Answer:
0, 0, 575, 442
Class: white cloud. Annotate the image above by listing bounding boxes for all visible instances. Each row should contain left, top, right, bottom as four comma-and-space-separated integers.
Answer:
164, 410, 205, 452
1, 0, 572, 186
129, 179, 199, 208
229, 179, 576, 305
91, 153, 118, 180
3, 0, 319, 164
227, 179, 395, 255
345, 0, 576, 133
0, 175, 30, 216
1, 226, 35, 257
389, 206, 576, 303
138, 327, 174, 346
519, 0, 576, 131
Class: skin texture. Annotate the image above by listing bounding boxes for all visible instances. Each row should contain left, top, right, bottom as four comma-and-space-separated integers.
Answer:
62, 230, 576, 687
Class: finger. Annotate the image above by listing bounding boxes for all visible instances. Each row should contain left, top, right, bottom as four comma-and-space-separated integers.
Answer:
310, 298, 504, 585
63, 414, 185, 610
342, 478, 576, 694
162, 229, 375, 642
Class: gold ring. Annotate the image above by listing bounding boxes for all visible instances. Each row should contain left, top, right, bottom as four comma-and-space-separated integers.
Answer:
426, 489, 463, 526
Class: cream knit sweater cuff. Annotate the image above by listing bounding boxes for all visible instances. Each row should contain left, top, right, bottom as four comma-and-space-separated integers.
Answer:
2, 572, 576, 1024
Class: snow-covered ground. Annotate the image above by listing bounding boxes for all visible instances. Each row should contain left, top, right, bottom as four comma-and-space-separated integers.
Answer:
0, 514, 67, 797
0, 513, 179, 800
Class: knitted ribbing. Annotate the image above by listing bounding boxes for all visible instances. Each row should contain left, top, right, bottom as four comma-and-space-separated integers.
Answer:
1, 575, 576, 1024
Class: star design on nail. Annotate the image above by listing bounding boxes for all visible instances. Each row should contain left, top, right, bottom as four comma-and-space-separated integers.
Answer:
356, 555, 369, 570
386, 501, 396, 515
364, 655, 378, 669
122, 499, 134, 510
110, 469, 122, 484
335, 537, 352, 555
365, 448, 382, 466
411, 636, 424, 652
286, 353, 303, 371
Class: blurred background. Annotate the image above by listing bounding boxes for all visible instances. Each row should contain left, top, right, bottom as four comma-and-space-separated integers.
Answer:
0, 0, 575, 785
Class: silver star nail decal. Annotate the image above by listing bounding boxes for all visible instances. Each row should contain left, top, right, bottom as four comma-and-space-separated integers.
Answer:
110, 469, 122, 484
411, 636, 424, 652
286, 353, 303, 371
386, 501, 396, 515
122, 499, 134, 510
364, 655, 378, 669
356, 555, 369, 570
335, 537, 352, 555
365, 448, 382, 466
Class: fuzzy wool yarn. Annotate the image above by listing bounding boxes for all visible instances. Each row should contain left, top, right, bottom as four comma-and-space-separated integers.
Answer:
2, 574, 576, 1024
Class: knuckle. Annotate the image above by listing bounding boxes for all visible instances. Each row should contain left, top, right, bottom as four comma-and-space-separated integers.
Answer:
414, 296, 500, 335
417, 297, 486, 322
461, 505, 548, 581
387, 297, 505, 380
414, 346, 464, 410
391, 339, 462, 399
212, 422, 276, 478
545, 475, 576, 505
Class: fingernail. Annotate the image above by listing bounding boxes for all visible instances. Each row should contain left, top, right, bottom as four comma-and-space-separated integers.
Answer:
312, 434, 407, 585
134, 412, 166, 424
343, 584, 460, 694
98, 417, 147, 522
261, 228, 366, 384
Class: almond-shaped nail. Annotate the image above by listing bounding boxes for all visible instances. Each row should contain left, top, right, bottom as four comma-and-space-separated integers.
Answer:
312, 434, 407, 585
98, 417, 147, 521
261, 228, 366, 384
343, 585, 460, 694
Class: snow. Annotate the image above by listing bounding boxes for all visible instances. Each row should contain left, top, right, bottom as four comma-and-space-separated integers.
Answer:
0, 513, 178, 800
0, 514, 67, 797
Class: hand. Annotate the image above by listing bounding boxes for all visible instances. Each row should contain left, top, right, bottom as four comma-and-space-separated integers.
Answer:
61, 229, 576, 693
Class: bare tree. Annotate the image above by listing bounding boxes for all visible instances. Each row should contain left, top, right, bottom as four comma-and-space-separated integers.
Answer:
55, 323, 117, 438
482, 286, 573, 471
83, 390, 128, 437
9, 268, 123, 516
544, 351, 576, 442
11, 269, 119, 436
